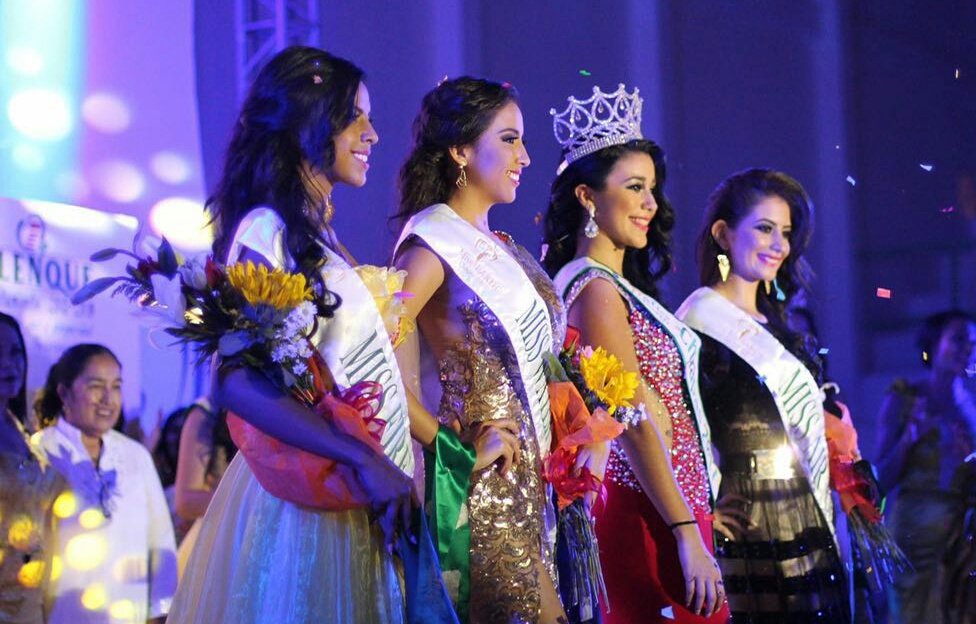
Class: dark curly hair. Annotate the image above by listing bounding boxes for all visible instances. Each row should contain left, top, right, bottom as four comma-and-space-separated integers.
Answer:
696, 168, 820, 378
916, 309, 976, 369
209, 45, 365, 319
542, 139, 674, 299
394, 76, 518, 225
0, 312, 28, 425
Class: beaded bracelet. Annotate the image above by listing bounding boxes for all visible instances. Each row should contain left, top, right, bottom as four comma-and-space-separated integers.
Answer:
668, 519, 698, 531
615, 402, 648, 428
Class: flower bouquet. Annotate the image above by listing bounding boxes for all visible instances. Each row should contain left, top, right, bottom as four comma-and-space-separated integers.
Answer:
545, 326, 633, 619
72, 238, 398, 510
823, 397, 911, 593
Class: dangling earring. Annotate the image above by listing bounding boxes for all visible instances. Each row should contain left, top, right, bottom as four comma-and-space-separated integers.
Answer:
584, 205, 599, 239
717, 253, 731, 282
322, 194, 334, 223
455, 164, 468, 189
772, 278, 786, 302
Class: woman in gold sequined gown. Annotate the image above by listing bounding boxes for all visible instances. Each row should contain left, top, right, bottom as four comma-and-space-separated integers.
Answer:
394, 77, 569, 623
0, 312, 62, 624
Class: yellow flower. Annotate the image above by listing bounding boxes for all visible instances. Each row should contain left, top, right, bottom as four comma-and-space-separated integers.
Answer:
354, 265, 415, 345
579, 347, 639, 414
226, 261, 312, 310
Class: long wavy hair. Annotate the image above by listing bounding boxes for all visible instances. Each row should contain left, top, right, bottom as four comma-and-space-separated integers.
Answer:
696, 168, 820, 377
34, 343, 121, 428
542, 139, 674, 299
0, 312, 28, 425
394, 76, 518, 225
209, 45, 365, 319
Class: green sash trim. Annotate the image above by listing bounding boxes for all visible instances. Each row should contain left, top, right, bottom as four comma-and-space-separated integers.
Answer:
425, 426, 476, 622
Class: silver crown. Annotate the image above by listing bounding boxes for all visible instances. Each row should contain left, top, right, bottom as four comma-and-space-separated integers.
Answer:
550, 84, 643, 174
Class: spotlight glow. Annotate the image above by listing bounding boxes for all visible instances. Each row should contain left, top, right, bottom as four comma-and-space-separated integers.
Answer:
149, 151, 192, 184
82, 92, 131, 134
5, 47, 44, 75
54, 170, 91, 200
92, 160, 145, 203
12, 144, 45, 171
78, 508, 106, 530
7, 88, 73, 141
149, 196, 213, 250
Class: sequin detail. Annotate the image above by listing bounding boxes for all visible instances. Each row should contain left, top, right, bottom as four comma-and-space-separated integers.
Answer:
564, 270, 712, 513
438, 295, 560, 622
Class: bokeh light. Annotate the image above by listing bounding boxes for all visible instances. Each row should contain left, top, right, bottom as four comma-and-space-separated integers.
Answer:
109, 599, 136, 620
7, 516, 36, 551
149, 196, 213, 251
17, 560, 45, 588
81, 583, 107, 610
82, 92, 131, 134
78, 508, 106, 530
7, 88, 73, 141
91, 160, 145, 203
53, 491, 79, 519
149, 151, 192, 184
65, 533, 107, 571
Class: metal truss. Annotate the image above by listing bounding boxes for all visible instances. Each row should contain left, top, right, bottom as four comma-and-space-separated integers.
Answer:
236, 0, 321, 98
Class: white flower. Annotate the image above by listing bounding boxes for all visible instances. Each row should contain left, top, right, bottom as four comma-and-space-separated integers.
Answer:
178, 255, 208, 290
148, 274, 186, 327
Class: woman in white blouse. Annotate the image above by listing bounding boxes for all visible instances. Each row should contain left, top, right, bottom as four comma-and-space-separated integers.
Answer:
33, 343, 177, 624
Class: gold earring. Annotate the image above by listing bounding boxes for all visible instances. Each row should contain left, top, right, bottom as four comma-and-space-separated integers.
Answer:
322, 194, 334, 223
764, 280, 772, 296
717, 253, 730, 282
456, 164, 468, 189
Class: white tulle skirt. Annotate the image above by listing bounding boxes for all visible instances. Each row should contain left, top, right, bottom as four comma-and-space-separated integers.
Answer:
167, 454, 406, 623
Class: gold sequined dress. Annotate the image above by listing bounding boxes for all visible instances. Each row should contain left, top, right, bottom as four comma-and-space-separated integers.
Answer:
0, 417, 62, 624
433, 235, 565, 624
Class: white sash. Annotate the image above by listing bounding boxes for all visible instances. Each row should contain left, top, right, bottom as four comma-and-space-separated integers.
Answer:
229, 207, 414, 475
676, 287, 833, 538
553, 257, 721, 501
394, 204, 555, 454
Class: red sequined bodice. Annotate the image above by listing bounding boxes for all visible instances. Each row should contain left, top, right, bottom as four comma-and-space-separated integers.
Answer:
606, 306, 713, 514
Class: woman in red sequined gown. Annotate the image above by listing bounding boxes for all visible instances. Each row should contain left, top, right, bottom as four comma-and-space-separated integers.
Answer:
544, 88, 733, 623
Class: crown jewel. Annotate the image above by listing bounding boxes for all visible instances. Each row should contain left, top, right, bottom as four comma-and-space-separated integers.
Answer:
550, 84, 643, 174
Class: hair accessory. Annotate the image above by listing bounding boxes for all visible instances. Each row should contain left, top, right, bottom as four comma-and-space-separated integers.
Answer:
455, 163, 468, 189
717, 253, 731, 282
550, 84, 643, 174
312, 75, 323, 84
437, 75, 449, 87
583, 205, 599, 239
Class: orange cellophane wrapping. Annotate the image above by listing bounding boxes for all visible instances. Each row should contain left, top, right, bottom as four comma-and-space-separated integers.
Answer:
825, 401, 881, 522
226, 392, 385, 511
545, 380, 625, 510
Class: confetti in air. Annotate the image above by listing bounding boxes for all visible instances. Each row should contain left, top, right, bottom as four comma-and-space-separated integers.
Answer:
956, 68, 961, 80
579, 69, 592, 76
941, 206, 956, 214
846, 176, 856, 186
920, 163, 934, 172
819, 348, 830, 355
661, 605, 675, 620
534, 212, 543, 225
876, 287, 892, 299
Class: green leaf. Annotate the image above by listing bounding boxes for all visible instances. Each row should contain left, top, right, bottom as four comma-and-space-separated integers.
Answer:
157, 237, 179, 278
70, 276, 124, 305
